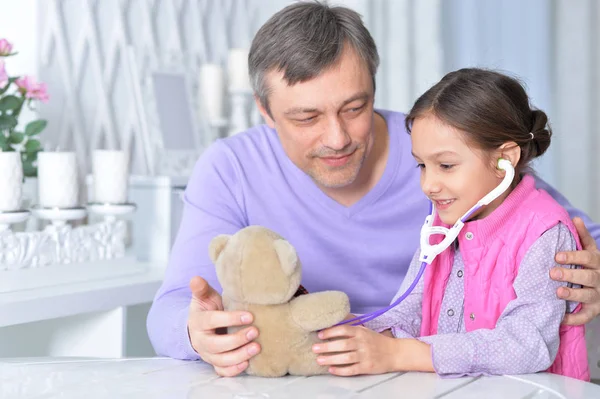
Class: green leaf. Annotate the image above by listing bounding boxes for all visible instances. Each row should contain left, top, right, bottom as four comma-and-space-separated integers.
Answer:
0, 114, 17, 130
0, 95, 22, 112
24, 139, 41, 152
0, 133, 7, 150
0, 77, 18, 95
25, 120, 47, 136
22, 158, 37, 178
9, 131, 24, 144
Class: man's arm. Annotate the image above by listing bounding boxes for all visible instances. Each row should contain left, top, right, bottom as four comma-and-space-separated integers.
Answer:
535, 175, 600, 245
534, 174, 600, 325
146, 141, 247, 360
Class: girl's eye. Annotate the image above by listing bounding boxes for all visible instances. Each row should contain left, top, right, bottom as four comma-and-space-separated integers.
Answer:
440, 164, 454, 170
416, 163, 425, 169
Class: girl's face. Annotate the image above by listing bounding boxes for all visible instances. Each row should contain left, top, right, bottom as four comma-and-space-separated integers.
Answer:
410, 114, 507, 225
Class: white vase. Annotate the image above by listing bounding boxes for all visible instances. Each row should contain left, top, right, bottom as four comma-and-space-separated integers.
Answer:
0, 151, 23, 211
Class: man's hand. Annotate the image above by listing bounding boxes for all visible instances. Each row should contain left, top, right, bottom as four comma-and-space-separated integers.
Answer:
551, 217, 600, 325
187, 277, 261, 377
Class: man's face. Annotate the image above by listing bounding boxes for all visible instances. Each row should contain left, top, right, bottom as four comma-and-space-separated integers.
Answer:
257, 46, 375, 189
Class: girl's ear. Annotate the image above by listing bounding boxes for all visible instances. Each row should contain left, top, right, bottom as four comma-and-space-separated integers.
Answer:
497, 141, 521, 174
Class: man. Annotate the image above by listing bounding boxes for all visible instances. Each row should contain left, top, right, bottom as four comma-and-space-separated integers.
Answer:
147, 2, 600, 377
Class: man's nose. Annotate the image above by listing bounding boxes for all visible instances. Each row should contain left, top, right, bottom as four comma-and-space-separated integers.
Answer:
321, 117, 351, 151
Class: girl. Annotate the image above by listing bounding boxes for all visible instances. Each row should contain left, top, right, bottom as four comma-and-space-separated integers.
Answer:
312, 68, 590, 380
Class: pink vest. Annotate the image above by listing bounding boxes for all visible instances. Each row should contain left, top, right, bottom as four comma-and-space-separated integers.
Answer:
420, 175, 590, 381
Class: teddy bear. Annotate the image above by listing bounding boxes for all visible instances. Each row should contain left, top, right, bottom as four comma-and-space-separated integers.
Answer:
209, 225, 350, 377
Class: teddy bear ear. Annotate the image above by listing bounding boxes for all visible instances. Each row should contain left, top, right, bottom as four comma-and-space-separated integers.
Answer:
209, 234, 231, 263
273, 239, 298, 276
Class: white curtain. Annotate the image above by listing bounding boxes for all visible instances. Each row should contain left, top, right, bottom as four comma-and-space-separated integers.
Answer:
443, 0, 600, 380
37, 0, 596, 216
442, 0, 600, 222
332, 0, 443, 112
37, 0, 443, 175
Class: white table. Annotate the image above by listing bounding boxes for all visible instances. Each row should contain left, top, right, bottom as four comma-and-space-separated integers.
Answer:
2, 357, 600, 398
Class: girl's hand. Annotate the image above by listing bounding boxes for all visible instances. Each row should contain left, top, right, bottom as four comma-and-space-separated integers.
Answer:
312, 326, 433, 376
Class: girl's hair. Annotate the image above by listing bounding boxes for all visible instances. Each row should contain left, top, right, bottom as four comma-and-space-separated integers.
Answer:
405, 68, 551, 175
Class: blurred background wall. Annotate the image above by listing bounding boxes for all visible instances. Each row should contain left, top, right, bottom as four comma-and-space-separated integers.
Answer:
0, 0, 599, 373
0, 0, 592, 217
2, 0, 597, 217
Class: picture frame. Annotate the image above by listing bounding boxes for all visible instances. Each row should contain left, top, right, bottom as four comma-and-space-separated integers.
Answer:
126, 47, 207, 177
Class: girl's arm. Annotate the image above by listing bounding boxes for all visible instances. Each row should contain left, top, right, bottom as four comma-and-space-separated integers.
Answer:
363, 248, 424, 338
414, 222, 575, 377
312, 249, 428, 376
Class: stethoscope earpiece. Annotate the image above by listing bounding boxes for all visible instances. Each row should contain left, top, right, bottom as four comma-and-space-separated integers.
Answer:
497, 158, 512, 171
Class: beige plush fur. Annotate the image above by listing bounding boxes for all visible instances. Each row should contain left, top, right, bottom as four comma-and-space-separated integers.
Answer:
209, 226, 350, 377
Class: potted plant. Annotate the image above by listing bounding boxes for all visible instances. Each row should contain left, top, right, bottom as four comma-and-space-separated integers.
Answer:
0, 38, 48, 178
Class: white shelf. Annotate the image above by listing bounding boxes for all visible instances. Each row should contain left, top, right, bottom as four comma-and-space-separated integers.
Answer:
0, 261, 165, 327
0, 257, 149, 294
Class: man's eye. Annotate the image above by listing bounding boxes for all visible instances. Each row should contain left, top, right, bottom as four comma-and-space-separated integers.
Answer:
297, 116, 316, 123
347, 105, 364, 113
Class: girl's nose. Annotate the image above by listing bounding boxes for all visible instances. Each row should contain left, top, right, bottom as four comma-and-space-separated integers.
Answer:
422, 172, 442, 195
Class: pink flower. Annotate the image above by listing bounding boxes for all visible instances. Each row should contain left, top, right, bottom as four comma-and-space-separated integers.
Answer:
15, 76, 49, 103
0, 39, 13, 56
0, 60, 8, 88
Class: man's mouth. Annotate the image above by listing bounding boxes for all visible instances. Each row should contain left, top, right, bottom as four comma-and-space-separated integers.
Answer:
320, 152, 354, 167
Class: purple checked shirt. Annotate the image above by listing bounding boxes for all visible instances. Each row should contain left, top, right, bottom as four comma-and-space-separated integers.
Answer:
366, 223, 578, 377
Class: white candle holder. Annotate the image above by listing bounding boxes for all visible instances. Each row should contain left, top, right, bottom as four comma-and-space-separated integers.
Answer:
31, 205, 87, 226
0, 204, 137, 270
0, 210, 31, 270
199, 64, 226, 128
209, 118, 228, 143
251, 101, 264, 126
0, 210, 30, 231
30, 206, 87, 265
228, 89, 253, 137
87, 202, 136, 223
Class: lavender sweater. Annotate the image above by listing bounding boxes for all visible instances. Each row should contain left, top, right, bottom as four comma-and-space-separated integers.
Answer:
146, 110, 600, 361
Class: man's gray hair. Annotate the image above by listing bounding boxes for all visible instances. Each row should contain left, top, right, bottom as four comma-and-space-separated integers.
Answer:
249, 1, 379, 116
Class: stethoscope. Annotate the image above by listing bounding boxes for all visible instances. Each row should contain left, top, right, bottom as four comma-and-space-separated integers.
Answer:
338, 158, 515, 326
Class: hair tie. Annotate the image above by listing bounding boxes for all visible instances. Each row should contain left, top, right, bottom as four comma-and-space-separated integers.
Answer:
529, 132, 534, 140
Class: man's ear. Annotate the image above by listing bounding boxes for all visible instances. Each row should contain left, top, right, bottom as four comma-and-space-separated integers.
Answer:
254, 95, 275, 129
497, 141, 521, 175
209, 234, 231, 263
273, 239, 298, 276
